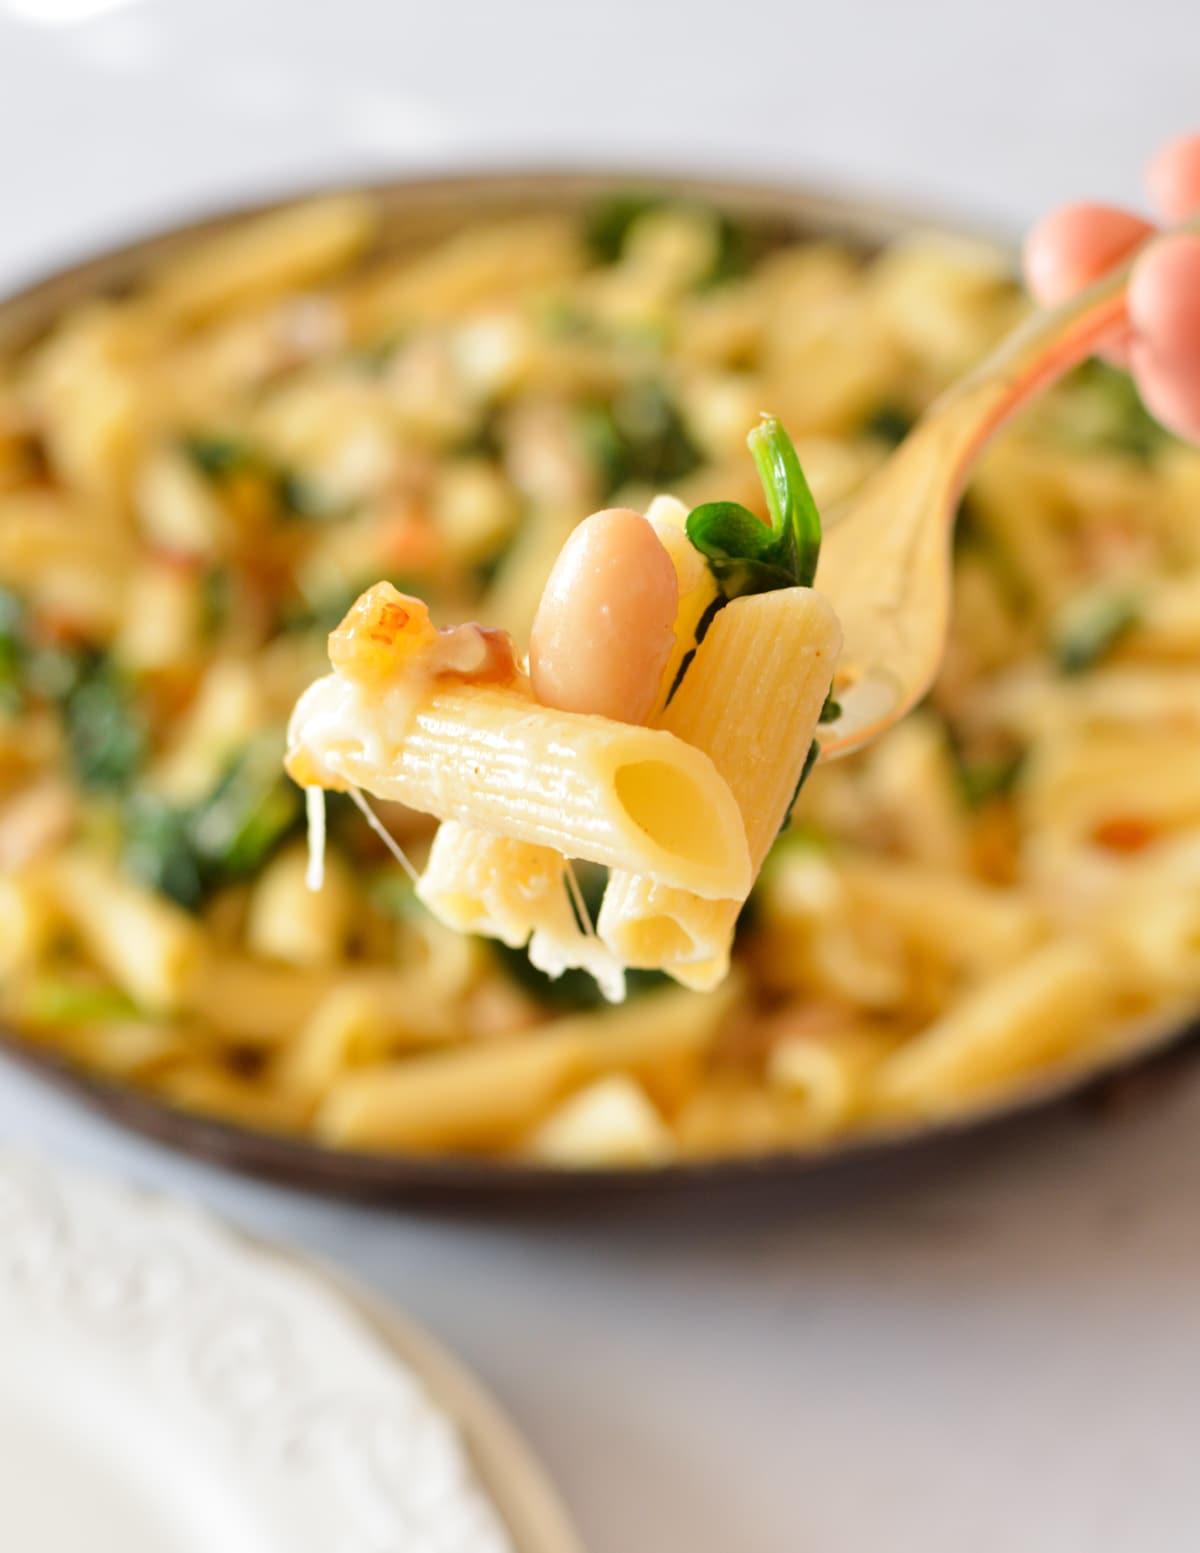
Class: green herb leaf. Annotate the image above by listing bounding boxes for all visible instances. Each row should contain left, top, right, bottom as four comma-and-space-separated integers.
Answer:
577, 382, 702, 500
63, 655, 147, 791
956, 750, 1026, 809
686, 416, 822, 599
23, 976, 140, 1026
181, 432, 260, 482
585, 193, 751, 284
1053, 359, 1168, 463
862, 403, 914, 446
1053, 589, 1139, 675
122, 794, 207, 910
0, 586, 25, 713
367, 867, 419, 920
123, 735, 303, 910
189, 739, 302, 878
777, 738, 821, 837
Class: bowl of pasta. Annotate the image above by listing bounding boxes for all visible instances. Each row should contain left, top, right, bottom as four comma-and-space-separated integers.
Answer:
0, 170, 1197, 1200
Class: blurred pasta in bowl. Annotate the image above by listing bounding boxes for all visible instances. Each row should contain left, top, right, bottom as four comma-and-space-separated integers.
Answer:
0, 172, 1196, 1193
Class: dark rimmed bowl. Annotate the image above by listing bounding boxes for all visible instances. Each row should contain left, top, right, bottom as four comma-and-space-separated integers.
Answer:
2, 168, 1196, 1205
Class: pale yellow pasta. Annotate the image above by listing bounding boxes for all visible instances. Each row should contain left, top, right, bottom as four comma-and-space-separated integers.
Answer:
0, 873, 54, 977
319, 982, 734, 1152
358, 215, 584, 331
25, 305, 155, 504
1096, 840, 1200, 999
527, 1075, 675, 1168
837, 859, 1043, 976
761, 850, 912, 1009
246, 843, 353, 968
49, 854, 203, 1012
153, 1062, 313, 1132
190, 956, 341, 1046
416, 822, 625, 1001
289, 675, 751, 900
51, 1021, 193, 1081
277, 982, 393, 1101
870, 940, 1115, 1121
134, 447, 228, 557
860, 713, 971, 871
644, 491, 720, 710
599, 586, 841, 988
114, 561, 203, 673
1134, 573, 1200, 655
1024, 731, 1200, 838
766, 1027, 897, 1138
149, 661, 264, 804
146, 194, 376, 325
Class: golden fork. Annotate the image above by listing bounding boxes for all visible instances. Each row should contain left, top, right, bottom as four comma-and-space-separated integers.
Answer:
816, 213, 1200, 760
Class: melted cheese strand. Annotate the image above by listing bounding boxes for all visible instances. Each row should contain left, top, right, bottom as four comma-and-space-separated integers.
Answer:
347, 787, 420, 884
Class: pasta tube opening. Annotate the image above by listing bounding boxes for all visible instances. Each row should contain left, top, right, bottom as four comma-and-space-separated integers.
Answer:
610, 758, 742, 883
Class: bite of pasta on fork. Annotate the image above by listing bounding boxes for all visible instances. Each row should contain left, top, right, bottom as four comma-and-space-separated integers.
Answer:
286, 415, 843, 1002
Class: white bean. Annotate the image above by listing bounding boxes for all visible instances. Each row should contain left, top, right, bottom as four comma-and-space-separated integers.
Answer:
529, 507, 679, 724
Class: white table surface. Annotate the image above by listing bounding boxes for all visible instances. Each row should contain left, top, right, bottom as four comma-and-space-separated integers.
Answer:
2, 2, 1199, 1548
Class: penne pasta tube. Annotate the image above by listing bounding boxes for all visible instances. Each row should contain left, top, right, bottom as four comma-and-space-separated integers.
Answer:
526, 1075, 675, 1168
0, 873, 56, 978
245, 843, 353, 969
317, 981, 733, 1152
153, 1063, 313, 1134
49, 854, 202, 1013
766, 1027, 897, 1138
416, 822, 626, 1002
598, 586, 841, 989
288, 676, 751, 901
869, 940, 1115, 1122
146, 194, 376, 325
837, 858, 1043, 975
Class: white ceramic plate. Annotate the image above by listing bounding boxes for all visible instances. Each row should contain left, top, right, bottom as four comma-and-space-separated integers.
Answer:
0, 1153, 582, 1553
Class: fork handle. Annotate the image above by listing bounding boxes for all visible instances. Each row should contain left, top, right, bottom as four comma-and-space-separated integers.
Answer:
937, 210, 1200, 476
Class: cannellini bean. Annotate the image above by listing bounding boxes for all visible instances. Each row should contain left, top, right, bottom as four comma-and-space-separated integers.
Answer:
529, 507, 679, 724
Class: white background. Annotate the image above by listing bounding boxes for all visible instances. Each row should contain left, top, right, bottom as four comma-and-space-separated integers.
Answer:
1, 2, 1199, 1548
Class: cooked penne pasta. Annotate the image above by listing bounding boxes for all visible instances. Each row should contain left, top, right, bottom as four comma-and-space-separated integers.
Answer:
318, 982, 732, 1152
49, 854, 203, 1013
288, 675, 751, 900
869, 940, 1115, 1121
146, 194, 376, 325
599, 587, 841, 988
416, 822, 626, 1002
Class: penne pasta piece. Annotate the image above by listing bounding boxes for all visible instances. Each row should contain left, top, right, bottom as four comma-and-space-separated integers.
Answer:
526, 1075, 675, 1168
837, 858, 1044, 976
0, 873, 56, 978
49, 854, 202, 1013
146, 195, 376, 325
357, 215, 583, 330
277, 983, 394, 1102
317, 982, 733, 1152
598, 587, 841, 989
643, 492, 721, 712
862, 713, 971, 871
766, 1027, 897, 1138
869, 940, 1115, 1121
416, 822, 626, 1002
287, 676, 751, 901
190, 956, 340, 1046
246, 843, 353, 969
153, 1063, 313, 1133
